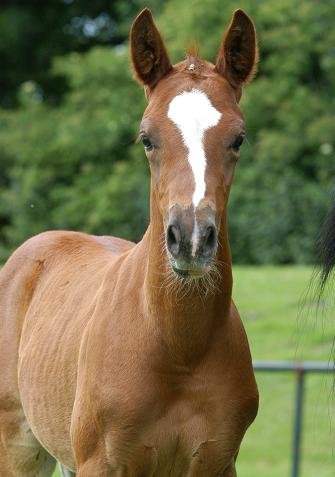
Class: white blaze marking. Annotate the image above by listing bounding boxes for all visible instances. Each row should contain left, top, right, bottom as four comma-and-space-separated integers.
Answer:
167, 88, 221, 207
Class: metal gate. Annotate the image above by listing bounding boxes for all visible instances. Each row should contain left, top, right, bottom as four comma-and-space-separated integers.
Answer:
253, 361, 335, 477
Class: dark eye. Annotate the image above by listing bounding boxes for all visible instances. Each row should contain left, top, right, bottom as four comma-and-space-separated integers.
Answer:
231, 134, 245, 152
140, 133, 153, 151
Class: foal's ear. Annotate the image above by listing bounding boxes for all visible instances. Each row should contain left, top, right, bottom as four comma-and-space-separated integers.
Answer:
130, 8, 172, 90
215, 9, 258, 91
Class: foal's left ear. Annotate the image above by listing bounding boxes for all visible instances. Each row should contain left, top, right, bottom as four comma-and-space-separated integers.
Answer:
215, 9, 258, 93
130, 8, 172, 90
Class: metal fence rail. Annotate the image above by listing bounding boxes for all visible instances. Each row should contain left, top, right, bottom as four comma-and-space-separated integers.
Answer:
253, 361, 335, 477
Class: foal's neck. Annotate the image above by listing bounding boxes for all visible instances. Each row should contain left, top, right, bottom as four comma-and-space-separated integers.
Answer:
143, 195, 233, 363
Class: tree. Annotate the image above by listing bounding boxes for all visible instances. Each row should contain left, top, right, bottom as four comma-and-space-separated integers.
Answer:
0, 0, 334, 263
0, 47, 149, 257
0, 0, 162, 107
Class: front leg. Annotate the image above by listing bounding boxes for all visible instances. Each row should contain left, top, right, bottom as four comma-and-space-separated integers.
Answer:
222, 461, 237, 477
76, 459, 109, 477
75, 445, 158, 477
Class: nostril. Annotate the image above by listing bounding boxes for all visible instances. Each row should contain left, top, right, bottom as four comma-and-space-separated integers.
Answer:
167, 224, 181, 257
203, 225, 216, 255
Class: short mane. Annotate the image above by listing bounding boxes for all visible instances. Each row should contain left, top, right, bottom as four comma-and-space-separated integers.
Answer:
186, 42, 200, 61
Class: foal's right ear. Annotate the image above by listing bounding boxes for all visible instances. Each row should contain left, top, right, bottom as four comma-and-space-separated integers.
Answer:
130, 8, 172, 90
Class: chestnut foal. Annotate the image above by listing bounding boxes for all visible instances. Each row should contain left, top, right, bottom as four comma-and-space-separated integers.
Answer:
0, 8, 259, 477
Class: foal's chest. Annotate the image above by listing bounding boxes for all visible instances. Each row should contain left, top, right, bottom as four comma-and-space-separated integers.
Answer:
141, 397, 240, 476
85, 304, 258, 475
103, 363, 257, 476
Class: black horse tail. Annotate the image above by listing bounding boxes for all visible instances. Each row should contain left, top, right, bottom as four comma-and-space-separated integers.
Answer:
319, 197, 335, 291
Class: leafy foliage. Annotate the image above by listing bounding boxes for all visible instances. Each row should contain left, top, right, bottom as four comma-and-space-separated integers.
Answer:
0, 0, 334, 263
0, 48, 149, 257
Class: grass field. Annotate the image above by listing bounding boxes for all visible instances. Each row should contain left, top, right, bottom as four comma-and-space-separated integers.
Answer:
53, 266, 334, 477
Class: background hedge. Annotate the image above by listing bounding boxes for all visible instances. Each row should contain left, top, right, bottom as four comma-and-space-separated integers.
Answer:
0, 0, 334, 263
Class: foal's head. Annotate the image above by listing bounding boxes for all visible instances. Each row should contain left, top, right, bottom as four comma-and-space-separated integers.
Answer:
131, 9, 257, 278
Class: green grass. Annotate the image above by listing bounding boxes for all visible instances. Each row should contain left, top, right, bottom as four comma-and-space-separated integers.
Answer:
53, 266, 334, 476
234, 266, 334, 477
